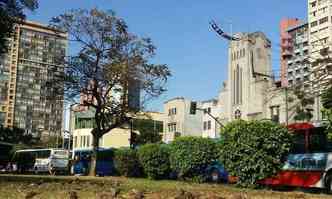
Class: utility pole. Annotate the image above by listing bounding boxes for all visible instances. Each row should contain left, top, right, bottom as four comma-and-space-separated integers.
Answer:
285, 86, 289, 126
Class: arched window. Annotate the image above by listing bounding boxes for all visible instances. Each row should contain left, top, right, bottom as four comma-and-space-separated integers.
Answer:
233, 64, 243, 105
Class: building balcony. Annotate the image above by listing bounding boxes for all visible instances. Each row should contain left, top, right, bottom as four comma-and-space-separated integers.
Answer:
282, 50, 293, 59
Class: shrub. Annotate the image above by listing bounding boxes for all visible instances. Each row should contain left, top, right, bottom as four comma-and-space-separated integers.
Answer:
219, 120, 292, 187
169, 137, 219, 182
114, 148, 142, 177
138, 143, 171, 180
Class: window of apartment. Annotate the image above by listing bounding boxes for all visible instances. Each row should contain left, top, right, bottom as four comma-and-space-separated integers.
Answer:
204, 107, 211, 114
310, 1, 316, 7
311, 21, 318, 28
288, 71, 293, 77
304, 75, 309, 81
289, 80, 293, 86
311, 11, 317, 17
207, 121, 211, 130
321, 37, 329, 45
203, 121, 207, 130
270, 106, 280, 123
319, 6, 328, 14
168, 123, 177, 132
168, 108, 177, 116
80, 136, 83, 147
319, 16, 329, 24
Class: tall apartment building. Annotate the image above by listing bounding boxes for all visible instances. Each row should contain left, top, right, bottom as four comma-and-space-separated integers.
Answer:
0, 21, 67, 137
280, 18, 301, 87
286, 23, 311, 89
308, 0, 332, 120
218, 32, 273, 122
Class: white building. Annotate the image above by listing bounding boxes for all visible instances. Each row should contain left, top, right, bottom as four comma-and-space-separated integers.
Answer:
69, 108, 164, 150
218, 32, 273, 122
201, 99, 220, 138
162, 97, 204, 143
162, 97, 222, 142
308, 0, 332, 120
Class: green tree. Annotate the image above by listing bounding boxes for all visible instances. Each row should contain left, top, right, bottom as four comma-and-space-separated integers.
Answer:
170, 137, 219, 182
322, 86, 332, 140
132, 119, 162, 146
219, 120, 292, 187
0, 126, 33, 145
50, 8, 171, 176
288, 86, 314, 122
0, 0, 38, 54
138, 143, 170, 180
114, 148, 142, 177
322, 86, 332, 110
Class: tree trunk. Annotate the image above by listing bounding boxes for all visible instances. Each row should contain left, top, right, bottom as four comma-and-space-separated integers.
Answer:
89, 133, 99, 176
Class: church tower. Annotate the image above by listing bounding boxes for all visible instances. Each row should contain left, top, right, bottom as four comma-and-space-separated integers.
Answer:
219, 32, 273, 122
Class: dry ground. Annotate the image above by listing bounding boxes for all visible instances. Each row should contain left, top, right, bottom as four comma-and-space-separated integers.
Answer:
0, 174, 331, 199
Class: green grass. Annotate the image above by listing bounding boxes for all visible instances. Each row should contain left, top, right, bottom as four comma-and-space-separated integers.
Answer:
0, 174, 331, 199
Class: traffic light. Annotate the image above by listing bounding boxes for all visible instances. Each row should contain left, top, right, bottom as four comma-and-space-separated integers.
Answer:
190, 101, 197, 115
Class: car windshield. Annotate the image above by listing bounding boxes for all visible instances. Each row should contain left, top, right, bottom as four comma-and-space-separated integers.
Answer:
53, 150, 68, 158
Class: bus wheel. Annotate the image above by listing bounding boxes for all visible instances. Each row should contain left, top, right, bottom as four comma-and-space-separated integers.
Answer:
325, 173, 332, 194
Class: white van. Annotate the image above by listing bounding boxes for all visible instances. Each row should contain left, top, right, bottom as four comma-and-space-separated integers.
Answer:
13, 149, 69, 175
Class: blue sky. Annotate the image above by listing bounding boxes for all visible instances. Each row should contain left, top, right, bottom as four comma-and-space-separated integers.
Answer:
27, 0, 307, 112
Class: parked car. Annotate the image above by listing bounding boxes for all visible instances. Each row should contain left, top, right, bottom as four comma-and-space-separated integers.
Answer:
205, 161, 229, 183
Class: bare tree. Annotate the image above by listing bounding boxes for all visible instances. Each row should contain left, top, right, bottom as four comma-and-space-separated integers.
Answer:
50, 8, 171, 176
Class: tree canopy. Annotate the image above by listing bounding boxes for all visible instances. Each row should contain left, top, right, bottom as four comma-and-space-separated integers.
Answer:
0, 0, 38, 54
50, 8, 171, 175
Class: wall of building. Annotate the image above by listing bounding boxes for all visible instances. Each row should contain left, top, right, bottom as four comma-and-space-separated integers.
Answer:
286, 23, 310, 88
0, 21, 67, 137
221, 31, 273, 123
162, 97, 203, 143
72, 127, 132, 150
308, 0, 332, 121
280, 18, 301, 87
70, 107, 164, 149
201, 99, 220, 138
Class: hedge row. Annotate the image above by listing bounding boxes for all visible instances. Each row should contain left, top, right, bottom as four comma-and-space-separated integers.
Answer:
114, 137, 219, 181
113, 120, 292, 187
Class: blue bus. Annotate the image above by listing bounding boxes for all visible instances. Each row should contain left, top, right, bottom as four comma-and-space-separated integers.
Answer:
71, 148, 115, 176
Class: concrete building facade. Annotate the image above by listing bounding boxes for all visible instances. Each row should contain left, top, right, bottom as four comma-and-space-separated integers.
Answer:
280, 18, 301, 87
162, 97, 203, 143
70, 108, 164, 150
201, 99, 220, 138
286, 22, 311, 89
0, 21, 67, 137
308, 0, 332, 121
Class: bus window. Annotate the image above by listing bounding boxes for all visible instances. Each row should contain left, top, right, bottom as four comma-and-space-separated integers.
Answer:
291, 133, 306, 154
35, 150, 51, 159
309, 129, 327, 153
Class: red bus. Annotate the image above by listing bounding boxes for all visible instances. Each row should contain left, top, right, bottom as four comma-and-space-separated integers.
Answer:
260, 122, 332, 192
